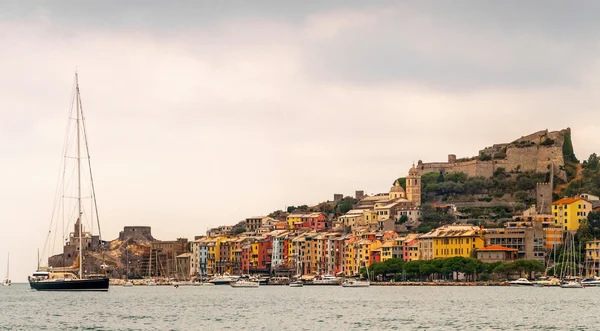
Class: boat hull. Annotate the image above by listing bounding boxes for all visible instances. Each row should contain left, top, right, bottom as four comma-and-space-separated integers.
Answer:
230, 282, 259, 288
29, 278, 109, 291
304, 281, 340, 286
560, 282, 583, 289
209, 280, 236, 285
342, 282, 370, 288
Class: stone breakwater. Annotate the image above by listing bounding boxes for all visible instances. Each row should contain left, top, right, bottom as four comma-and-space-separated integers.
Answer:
372, 281, 508, 286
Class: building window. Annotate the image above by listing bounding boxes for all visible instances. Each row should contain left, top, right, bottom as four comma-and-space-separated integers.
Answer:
565, 212, 568, 216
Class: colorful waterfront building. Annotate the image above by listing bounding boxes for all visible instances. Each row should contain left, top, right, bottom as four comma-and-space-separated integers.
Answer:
380, 240, 395, 262
419, 225, 484, 260
553, 197, 593, 231
403, 233, 420, 261
287, 212, 304, 230
256, 236, 272, 273
585, 240, 600, 277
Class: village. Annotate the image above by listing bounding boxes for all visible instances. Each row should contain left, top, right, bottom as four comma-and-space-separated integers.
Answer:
42, 129, 600, 285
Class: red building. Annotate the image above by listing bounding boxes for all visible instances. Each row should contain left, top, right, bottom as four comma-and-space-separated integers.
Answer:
257, 237, 273, 272
302, 212, 331, 230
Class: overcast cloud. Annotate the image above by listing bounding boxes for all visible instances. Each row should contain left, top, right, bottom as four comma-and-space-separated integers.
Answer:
2, 1, 600, 281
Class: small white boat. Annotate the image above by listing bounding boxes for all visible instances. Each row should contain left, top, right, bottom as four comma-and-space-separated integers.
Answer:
307, 274, 340, 286
230, 279, 259, 288
147, 280, 157, 286
123, 281, 134, 287
581, 277, 600, 287
561, 280, 583, 288
289, 281, 303, 288
341, 279, 370, 288
201, 282, 215, 286
208, 273, 239, 285
508, 278, 533, 286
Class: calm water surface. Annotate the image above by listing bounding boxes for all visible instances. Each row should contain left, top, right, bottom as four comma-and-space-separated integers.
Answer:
0, 283, 596, 330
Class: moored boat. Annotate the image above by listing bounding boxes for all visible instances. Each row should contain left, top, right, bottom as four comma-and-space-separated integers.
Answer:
306, 274, 340, 286
208, 273, 239, 285
581, 277, 600, 287
341, 279, 370, 288
230, 279, 259, 288
29, 271, 109, 291
508, 278, 533, 286
289, 280, 303, 288
28, 73, 109, 292
561, 279, 583, 288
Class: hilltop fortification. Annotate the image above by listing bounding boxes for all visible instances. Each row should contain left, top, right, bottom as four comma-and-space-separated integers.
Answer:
415, 128, 572, 181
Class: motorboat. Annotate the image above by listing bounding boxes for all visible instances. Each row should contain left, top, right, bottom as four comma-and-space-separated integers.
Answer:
508, 278, 533, 286
230, 279, 259, 288
289, 281, 303, 288
268, 277, 290, 285
561, 280, 583, 288
581, 277, 600, 287
147, 279, 157, 286
123, 281, 134, 287
208, 273, 239, 285
341, 279, 370, 288
306, 274, 340, 286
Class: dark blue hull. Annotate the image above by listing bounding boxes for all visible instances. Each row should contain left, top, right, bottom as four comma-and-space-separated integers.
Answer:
29, 278, 109, 291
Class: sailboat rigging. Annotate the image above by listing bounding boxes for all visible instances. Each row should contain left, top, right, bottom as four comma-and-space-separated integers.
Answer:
28, 73, 109, 291
342, 242, 370, 287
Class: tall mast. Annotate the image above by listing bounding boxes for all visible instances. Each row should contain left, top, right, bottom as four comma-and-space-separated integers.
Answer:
76, 72, 83, 279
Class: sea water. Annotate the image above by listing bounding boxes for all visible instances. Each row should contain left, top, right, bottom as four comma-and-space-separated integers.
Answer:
0, 284, 597, 330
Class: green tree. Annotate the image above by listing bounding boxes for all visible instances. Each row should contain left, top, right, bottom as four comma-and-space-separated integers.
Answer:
397, 215, 409, 224
563, 129, 578, 163
232, 227, 246, 235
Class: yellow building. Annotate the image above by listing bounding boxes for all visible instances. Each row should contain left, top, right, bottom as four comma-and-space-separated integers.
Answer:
250, 242, 259, 271
553, 197, 593, 231
419, 225, 484, 260
380, 240, 395, 262
286, 213, 303, 230
585, 240, 600, 277
362, 210, 378, 225
338, 210, 366, 229
343, 237, 358, 276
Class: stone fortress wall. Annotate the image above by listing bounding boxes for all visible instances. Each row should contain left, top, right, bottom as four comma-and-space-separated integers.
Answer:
415, 129, 569, 181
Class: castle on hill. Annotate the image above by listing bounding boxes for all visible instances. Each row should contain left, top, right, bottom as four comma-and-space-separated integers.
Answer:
414, 128, 571, 181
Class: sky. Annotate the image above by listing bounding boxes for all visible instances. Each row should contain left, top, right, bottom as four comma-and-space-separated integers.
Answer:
2, 1, 600, 281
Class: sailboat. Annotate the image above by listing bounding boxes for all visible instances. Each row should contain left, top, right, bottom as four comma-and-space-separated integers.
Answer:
342, 260, 370, 288
2, 253, 11, 286
147, 249, 156, 286
560, 231, 583, 289
28, 73, 109, 292
342, 243, 370, 288
123, 250, 133, 287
